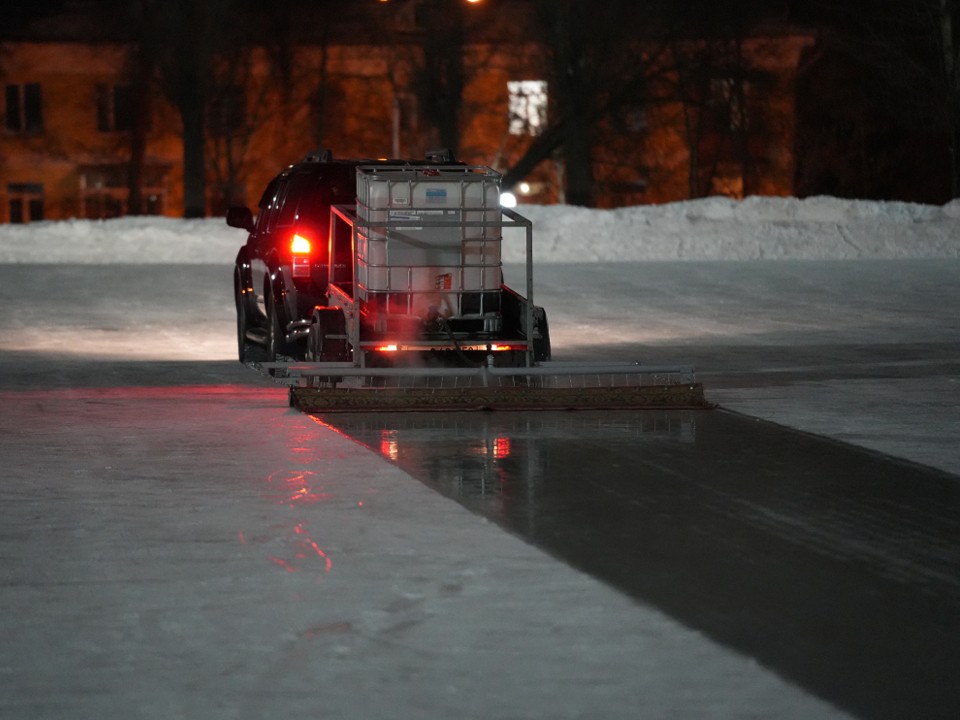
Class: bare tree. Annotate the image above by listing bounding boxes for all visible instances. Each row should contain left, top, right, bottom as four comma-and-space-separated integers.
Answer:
123, 45, 154, 215
411, 0, 468, 157
132, 0, 237, 217
501, 1, 705, 206
800, 0, 960, 200
672, 38, 776, 198
936, 0, 960, 196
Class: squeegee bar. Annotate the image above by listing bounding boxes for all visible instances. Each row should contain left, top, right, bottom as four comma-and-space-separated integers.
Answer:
268, 362, 695, 379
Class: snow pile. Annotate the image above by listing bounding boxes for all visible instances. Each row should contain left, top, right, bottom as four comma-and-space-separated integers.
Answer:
1, 196, 958, 264
0, 216, 241, 265
505, 196, 960, 262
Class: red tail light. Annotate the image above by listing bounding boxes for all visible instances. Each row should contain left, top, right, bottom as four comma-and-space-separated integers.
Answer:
291, 233, 312, 254
291, 232, 311, 277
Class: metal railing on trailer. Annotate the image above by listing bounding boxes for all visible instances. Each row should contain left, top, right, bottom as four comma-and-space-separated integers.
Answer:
326, 200, 539, 367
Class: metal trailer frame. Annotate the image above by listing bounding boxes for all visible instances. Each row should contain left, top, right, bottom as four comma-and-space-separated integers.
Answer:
326, 197, 538, 368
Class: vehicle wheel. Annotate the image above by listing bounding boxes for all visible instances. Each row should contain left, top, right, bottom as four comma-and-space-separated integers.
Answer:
236, 283, 264, 363
533, 306, 551, 362
265, 289, 288, 377
308, 308, 349, 362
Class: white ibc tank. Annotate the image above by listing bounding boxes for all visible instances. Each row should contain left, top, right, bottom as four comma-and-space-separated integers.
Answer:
355, 166, 503, 299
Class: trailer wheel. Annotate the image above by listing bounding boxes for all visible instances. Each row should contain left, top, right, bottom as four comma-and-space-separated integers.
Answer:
533, 306, 552, 362
308, 307, 349, 362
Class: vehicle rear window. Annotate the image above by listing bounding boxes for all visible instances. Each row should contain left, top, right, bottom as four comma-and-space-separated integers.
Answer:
277, 173, 318, 227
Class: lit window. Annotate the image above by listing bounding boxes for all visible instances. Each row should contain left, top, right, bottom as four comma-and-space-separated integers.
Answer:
508, 80, 547, 136
5, 83, 43, 133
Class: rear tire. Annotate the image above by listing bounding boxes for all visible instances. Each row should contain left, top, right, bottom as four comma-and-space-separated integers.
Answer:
307, 307, 350, 362
265, 289, 288, 377
236, 284, 263, 363
533, 306, 551, 362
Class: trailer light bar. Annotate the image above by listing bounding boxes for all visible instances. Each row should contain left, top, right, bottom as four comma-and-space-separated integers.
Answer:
371, 342, 525, 353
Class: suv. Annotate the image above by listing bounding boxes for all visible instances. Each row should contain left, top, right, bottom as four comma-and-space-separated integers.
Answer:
228, 150, 460, 363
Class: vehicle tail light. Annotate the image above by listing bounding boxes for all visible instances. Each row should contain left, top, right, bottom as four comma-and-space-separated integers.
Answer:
291, 234, 311, 254
291, 233, 311, 277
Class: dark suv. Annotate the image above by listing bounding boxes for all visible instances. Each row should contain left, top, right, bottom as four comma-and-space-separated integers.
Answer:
228, 152, 353, 363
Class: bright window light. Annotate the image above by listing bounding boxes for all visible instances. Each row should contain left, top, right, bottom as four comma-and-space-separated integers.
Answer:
508, 80, 547, 136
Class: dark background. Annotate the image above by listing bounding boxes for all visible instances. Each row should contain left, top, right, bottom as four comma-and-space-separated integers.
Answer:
5, 0, 959, 208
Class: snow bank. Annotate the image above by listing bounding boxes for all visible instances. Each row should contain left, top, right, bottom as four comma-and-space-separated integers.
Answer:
0, 216, 241, 265
1, 196, 957, 264
504, 196, 960, 262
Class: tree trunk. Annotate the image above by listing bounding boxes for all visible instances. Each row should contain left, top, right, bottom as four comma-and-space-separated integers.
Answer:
181, 94, 206, 218
553, 2, 594, 207
126, 49, 152, 215
941, 0, 960, 197
418, 2, 465, 159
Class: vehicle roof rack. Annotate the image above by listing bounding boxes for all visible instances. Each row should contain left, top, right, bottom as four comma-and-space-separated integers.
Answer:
304, 149, 333, 163
425, 148, 454, 163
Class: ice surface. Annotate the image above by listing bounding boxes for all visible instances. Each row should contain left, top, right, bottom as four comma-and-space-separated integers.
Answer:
1, 195, 957, 718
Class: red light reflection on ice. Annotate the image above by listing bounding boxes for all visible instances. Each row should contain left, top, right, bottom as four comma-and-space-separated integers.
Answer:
261, 522, 333, 574
271, 556, 298, 572
266, 469, 334, 507
379, 429, 399, 461
307, 414, 354, 439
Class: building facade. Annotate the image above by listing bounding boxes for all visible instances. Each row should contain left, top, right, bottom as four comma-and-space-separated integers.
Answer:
1, 7, 813, 222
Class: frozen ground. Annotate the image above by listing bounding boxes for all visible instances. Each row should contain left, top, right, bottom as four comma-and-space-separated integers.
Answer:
1, 196, 958, 719
2, 195, 957, 474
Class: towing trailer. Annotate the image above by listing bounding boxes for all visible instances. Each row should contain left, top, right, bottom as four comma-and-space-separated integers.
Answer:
258, 162, 705, 411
